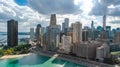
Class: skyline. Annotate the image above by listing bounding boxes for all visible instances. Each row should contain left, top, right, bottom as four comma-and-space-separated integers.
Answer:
0, 0, 120, 32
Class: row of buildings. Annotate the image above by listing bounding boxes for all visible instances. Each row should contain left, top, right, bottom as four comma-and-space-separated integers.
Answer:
6, 14, 120, 62
29, 14, 120, 62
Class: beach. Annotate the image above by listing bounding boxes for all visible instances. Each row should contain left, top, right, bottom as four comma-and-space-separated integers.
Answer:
0, 53, 31, 59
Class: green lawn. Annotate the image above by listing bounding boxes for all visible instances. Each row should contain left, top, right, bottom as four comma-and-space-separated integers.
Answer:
111, 51, 120, 55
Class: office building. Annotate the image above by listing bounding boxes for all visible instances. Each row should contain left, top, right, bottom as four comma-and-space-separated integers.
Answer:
103, 15, 106, 31
114, 32, 120, 44
91, 20, 95, 30
56, 34, 60, 47
62, 18, 69, 33
35, 24, 41, 44
40, 27, 45, 47
45, 26, 50, 50
50, 14, 56, 27
30, 28, 34, 40
73, 22, 82, 44
7, 19, 18, 47
82, 30, 89, 42
49, 26, 60, 51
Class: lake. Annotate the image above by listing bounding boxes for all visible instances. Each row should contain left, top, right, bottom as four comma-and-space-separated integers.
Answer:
0, 54, 87, 67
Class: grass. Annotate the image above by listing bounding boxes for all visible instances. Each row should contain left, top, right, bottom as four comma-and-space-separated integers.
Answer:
111, 51, 120, 55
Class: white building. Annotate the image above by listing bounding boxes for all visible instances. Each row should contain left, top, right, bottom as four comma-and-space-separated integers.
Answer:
60, 35, 72, 54
96, 43, 110, 62
73, 22, 82, 43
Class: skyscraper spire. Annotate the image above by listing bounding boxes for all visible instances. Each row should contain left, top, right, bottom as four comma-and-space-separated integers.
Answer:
103, 15, 106, 30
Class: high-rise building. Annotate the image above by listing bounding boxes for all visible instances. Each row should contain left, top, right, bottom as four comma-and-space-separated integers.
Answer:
56, 34, 60, 47
103, 15, 106, 31
35, 24, 41, 44
7, 19, 18, 47
91, 20, 94, 30
114, 32, 120, 44
82, 30, 89, 42
49, 26, 60, 51
73, 22, 82, 44
62, 18, 69, 34
40, 27, 45, 47
30, 28, 34, 40
45, 26, 50, 50
50, 14, 56, 27
64, 18, 69, 28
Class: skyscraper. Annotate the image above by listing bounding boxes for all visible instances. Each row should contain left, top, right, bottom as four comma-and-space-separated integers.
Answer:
103, 15, 106, 31
62, 18, 69, 34
40, 27, 46, 47
91, 20, 94, 30
50, 14, 56, 27
73, 22, 82, 44
82, 30, 89, 42
114, 32, 120, 44
35, 24, 41, 44
7, 19, 18, 47
30, 28, 34, 40
64, 18, 69, 28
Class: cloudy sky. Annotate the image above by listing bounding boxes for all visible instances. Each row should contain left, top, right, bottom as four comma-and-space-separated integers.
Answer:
0, 0, 120, 32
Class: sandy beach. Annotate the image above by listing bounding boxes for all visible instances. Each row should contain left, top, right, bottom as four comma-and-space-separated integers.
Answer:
0, 53, 31, 59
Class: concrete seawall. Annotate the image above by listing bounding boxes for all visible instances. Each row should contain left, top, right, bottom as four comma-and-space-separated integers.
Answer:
32, 50, 114, 67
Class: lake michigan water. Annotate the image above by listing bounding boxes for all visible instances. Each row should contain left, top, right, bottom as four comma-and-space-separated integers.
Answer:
0, 33, 29, 45
0, 54, 87, 67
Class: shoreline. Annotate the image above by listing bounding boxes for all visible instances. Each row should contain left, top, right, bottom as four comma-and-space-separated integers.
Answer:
0, 53, 31, 60
32, 50, 114, 67
0, 50, 116, 67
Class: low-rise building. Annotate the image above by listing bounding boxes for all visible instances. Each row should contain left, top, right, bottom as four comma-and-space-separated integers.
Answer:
96, 43, 110, 62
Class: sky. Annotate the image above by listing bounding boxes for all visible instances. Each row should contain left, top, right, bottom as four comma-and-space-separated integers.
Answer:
0, 0, 120, 32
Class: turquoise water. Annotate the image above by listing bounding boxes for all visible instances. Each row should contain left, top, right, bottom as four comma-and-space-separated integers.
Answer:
0, 54, 86, 67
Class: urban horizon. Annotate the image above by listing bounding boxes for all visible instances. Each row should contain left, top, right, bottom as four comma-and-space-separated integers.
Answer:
0, 0, 120, 67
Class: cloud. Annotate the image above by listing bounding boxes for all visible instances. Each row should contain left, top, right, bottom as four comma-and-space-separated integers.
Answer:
89, 0, 120, 16
109, 20, 120, 24
0, 0, 50, 32
27, 0, 80, 14
107, 17, 120, 24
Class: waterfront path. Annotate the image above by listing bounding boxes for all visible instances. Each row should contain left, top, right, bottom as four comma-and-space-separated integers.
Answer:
31, 47, 114, 67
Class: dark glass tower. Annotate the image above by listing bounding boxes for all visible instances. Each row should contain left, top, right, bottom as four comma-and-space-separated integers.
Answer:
35, 24, 41, 44
7, 19, 18, 47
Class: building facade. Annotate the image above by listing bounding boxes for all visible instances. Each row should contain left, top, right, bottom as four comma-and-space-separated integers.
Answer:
7, 19, 18, 47
73, 22, 82, 44
60, 35, 72, 54
96, 43, 110, 62
30, 28, 34, 40
50, 14, 56, 27
35, 24, 41, 44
